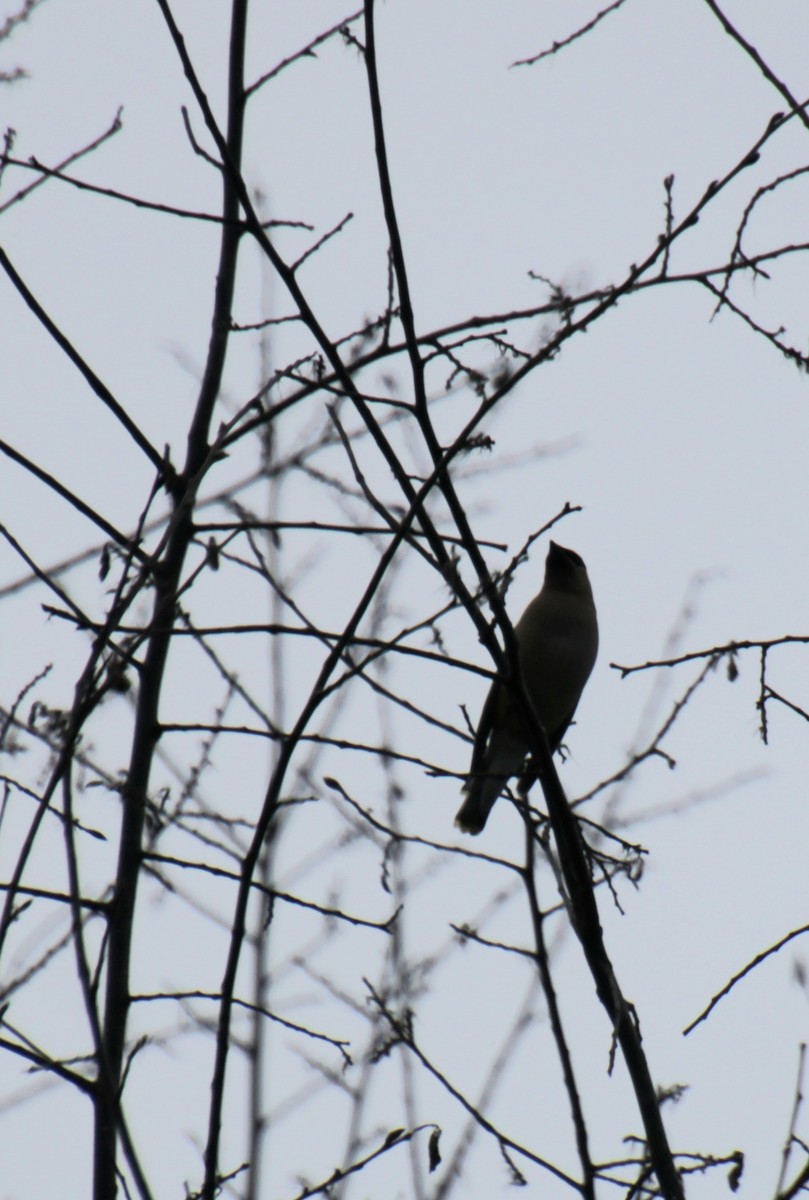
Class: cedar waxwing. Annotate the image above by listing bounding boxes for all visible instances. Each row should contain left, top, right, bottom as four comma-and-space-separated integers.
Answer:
456, 542, 598, 834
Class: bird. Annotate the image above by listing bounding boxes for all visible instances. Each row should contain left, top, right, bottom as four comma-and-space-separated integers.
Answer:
455, 541, 598, 834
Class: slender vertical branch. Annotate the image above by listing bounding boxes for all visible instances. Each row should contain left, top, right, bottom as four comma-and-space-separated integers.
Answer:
531, 741, 685, 1200
522, 823, 595, 1199
93, 2, 250, 1196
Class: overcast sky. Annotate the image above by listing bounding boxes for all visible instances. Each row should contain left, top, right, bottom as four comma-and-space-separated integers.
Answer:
2, 2, 809, 1197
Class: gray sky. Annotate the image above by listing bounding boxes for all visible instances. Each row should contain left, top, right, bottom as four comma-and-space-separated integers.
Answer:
2, 2, 809, 1197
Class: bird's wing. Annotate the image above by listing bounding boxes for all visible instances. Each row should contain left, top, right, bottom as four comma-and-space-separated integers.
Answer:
465, 675, 502, 780
547, 702, 580, 753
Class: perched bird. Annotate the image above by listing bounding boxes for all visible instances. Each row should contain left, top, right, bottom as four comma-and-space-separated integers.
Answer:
456, 542, 598, 834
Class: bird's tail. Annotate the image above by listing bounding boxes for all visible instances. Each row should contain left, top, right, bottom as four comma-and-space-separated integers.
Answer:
455, 741, 525, 834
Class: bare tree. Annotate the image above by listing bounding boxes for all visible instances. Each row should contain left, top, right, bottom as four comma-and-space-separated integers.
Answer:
2, 2, 809, 1198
